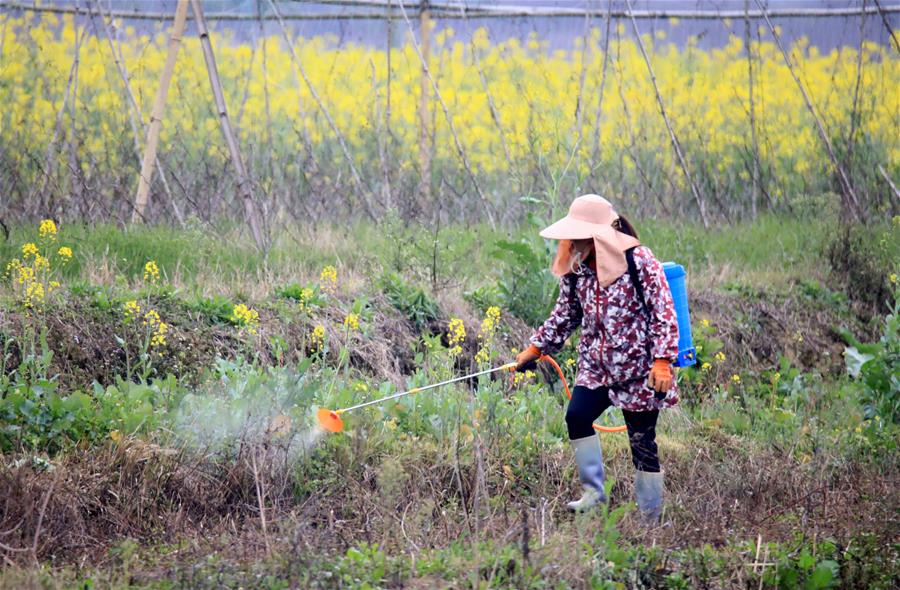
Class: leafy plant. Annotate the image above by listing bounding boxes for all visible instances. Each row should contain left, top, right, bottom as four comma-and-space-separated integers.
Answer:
490, 234, 558, 327
839, 291, 899, 423
378, 272, 441, 330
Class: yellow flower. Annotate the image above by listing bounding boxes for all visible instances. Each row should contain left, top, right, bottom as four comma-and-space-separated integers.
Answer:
731, 374, 741, 384
16, 265, 34, 285
5, 258, 22, 277
24, 281, 44, 308
33, 254, 50, 272
143, 260, 160, 283
319, 265, 337, 288
890, 273, 897, 285
48, 280, 61, 293
715, 352, 726, 363
565, 358, 576, 368
58, 246, 73, 261
701, 362, 712, 371
39, 219, 57, 240
343, 313, 360, 331
230, 303, 260, 334
475, 307, 502, 364
773, 372, 781, 382
123, 299, 141, 321
143, 309, 161, 327
150, 321, 168, 348
109, 430, 121, 443
448, 318, 466, 355
701, 318, 710, 328
21, 242, 39, 258
310, 325, 326, 351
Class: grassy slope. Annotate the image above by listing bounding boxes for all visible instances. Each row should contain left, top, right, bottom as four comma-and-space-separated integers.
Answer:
0, 216, 897, 589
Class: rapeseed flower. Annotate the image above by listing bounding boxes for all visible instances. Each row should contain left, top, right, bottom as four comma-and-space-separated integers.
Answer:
33, 254, 49, 272
310, 325, 326, 351
231, 303, 260, 334
24, 281, 44, 308
123, 299, 141, 321
715, 352, 726, 363
731, 374, 741, 384
701, 362, 712, 371
143, 260, 160, 283
21, 243, 38, 258
448, 318, 466, 355
320, 265, 337, 291
57, 246, 73, 261
475, 306, 502, 364
343, 312, 360, 331
38, 219, 57, 241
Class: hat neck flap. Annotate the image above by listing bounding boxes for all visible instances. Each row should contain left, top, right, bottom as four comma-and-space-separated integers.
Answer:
592, 225, 641, 287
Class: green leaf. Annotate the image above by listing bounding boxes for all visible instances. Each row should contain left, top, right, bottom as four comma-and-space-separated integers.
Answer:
843, 346, 874, 378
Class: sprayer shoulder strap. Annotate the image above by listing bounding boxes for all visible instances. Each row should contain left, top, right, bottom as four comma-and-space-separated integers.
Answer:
625, 247, 651, 321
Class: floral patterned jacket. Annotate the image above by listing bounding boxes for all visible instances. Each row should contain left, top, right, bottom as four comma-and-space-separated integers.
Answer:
530, 246, 680, 411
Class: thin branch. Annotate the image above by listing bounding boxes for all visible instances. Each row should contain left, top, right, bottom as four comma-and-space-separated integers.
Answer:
265, 0, 379, 220
397, 0, 496, 228
755, 0, 861, 222
624, 0, 709, 227
872, 0, 900, 53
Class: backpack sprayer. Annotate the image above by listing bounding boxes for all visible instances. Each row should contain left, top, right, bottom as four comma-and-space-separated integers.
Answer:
317, 260, 695, 435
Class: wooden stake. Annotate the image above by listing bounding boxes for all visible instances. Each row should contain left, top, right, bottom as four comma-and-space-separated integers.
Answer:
132, 0, 188, 223
93, 0, 184, 226
191, 0, 266, 250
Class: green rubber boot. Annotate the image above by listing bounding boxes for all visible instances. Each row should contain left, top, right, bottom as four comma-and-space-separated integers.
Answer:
566, 434, 607, 513
635, 470, 664, 524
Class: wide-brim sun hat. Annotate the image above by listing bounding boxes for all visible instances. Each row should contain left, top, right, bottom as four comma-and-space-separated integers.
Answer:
539, 194, 619, 240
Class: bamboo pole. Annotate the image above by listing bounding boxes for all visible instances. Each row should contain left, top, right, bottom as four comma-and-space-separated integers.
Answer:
418, 1, 431, 202
93, 0, 184, 226
623, 0, 709, 227
190, 0, 266, 250
131, 0, 188, 223
754, 0, 861, 223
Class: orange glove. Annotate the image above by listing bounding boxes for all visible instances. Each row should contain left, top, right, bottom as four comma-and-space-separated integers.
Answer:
648, 359, 673, 392
515, 344, 542, 373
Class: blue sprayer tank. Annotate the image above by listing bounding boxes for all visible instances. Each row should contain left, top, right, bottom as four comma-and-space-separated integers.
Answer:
662, 262, 696, 367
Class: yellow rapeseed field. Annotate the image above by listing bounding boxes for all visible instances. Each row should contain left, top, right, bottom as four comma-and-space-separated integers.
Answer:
1, 13, 897, 212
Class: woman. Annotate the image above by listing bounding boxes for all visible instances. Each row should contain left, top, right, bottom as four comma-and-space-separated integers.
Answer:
516, 194, 679, 522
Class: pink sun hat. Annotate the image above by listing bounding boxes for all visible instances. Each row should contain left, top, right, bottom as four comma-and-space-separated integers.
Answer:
539, 194, 620, 240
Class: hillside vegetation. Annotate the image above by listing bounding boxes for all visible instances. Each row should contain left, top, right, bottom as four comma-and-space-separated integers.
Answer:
0, 215, 897, 589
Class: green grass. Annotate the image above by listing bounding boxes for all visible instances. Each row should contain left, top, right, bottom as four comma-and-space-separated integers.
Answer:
3, 213, 864, 294
1, 214, 897, 589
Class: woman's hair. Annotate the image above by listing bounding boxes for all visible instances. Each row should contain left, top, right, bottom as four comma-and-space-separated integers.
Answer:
550, 215, 639, 277
551, 239, 594, 277
613, 215, 639, 239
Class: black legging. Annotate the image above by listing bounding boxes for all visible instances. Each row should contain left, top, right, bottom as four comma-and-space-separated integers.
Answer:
565, 385, 661, 472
